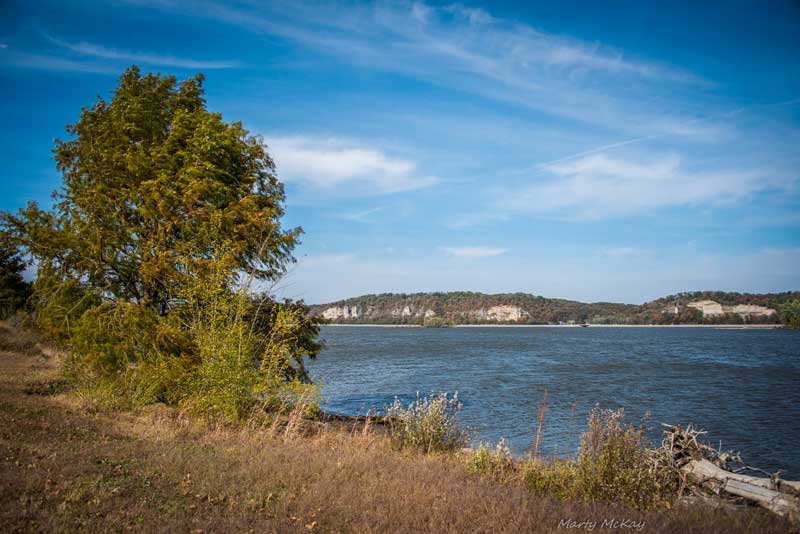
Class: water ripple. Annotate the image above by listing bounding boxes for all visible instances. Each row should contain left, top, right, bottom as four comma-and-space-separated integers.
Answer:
309, 326, 800, 476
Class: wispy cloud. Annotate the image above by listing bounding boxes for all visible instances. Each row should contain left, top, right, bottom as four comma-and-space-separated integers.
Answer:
441, 246, 509, 258
266, 136, 437, 194
123, 0, 714, 137
0, 49, 117, 74
497, 152, 788, 220
49, 36, 240, 69
1, 34, 240, 73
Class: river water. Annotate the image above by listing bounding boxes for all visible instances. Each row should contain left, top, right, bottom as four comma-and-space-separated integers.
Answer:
307, 325, 800, 476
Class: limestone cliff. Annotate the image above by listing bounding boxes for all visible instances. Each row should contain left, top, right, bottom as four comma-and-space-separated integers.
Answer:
687, 300, 776, 317
307, 291, 795, 325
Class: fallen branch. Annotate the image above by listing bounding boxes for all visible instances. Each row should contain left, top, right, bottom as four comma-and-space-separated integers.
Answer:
684, 459, 800, 520
658, 424, 800, 523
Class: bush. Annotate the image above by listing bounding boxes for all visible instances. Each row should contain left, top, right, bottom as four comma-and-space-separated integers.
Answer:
518, 409, 677, 509
466, 439, 515, 482
573, 408, 672, 509
386, 392, 468, 453
167, 247, 320, 421
53, 242, 321, 422
68, 302, 160, 380
522, 459, 579, 499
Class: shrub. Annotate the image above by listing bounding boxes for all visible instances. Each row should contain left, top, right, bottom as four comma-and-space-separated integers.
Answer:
466, 438, 516, 482
68, 302, 160, 380
519, 408, 677, 509
386, 392, 468, 453
573, 408, 672, 509
522, 459, 579, 499
175, 251, 315, 419
53, 241, 321, 422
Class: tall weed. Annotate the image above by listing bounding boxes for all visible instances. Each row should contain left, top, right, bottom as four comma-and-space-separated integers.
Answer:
520, 408, 677, 509
386, 392, 468, 453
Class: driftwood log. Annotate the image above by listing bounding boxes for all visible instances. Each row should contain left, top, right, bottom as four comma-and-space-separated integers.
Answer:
658, 424, 800, 522
684, 459, 800, 520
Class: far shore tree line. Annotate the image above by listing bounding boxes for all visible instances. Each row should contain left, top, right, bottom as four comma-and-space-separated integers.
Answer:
309, 291, 800, 327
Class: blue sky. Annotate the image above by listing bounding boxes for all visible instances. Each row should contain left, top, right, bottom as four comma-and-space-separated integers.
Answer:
1, 0, 799, 304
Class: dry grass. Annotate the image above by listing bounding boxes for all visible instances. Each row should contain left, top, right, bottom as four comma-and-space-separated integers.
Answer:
0, 321, 45, 356
0, 324, 792, 533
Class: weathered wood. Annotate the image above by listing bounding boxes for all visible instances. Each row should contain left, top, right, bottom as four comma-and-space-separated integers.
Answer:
684, 459, 800, 521
685, 459, 800, 493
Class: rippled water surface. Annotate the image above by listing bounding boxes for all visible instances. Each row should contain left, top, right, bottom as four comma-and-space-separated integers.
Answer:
308, 326, 800, 476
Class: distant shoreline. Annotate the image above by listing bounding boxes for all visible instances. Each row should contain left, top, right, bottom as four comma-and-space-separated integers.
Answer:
322, 323, 784, 329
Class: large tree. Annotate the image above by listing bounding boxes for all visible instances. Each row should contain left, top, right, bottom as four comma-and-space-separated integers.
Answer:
4, 66, 300, 315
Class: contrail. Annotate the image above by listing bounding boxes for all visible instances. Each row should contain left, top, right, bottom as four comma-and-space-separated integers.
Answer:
534, 135, 654, 169
531, 96, 799, 171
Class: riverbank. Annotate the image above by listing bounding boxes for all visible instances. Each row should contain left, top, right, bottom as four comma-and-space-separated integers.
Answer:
1, 326, 792, 532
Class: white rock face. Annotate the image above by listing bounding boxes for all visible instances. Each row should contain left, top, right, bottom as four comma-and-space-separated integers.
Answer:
730, 304, 777, 316
485, 305, 528, 321
321, 305, 360, 320
687, 300, 725, 315
687, 300, 776, 317
385, 305, 434, 318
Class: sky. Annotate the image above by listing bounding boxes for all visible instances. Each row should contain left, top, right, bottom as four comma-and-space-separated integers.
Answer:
1, 0, 799, 304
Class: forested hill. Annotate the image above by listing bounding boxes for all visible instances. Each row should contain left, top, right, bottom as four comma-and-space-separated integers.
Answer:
308, 291, 800, 325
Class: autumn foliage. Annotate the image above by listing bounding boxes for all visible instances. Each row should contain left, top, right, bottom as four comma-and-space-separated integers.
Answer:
1, 67, 320, 418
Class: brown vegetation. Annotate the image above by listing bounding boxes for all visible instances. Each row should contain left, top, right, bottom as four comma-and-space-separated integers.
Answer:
1, 324, 792, 533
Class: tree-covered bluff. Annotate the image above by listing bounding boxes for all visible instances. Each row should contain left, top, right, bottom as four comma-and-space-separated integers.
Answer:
309, 291, 800, 326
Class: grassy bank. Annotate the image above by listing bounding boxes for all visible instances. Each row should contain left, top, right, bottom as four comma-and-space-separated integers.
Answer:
0, 325, 792, 533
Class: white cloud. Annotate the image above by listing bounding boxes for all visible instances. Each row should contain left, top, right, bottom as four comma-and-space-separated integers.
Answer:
266, 136, 437, 194
498, 153, 786, 220
52, 38, 240, 69
440, 246, 509, 258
